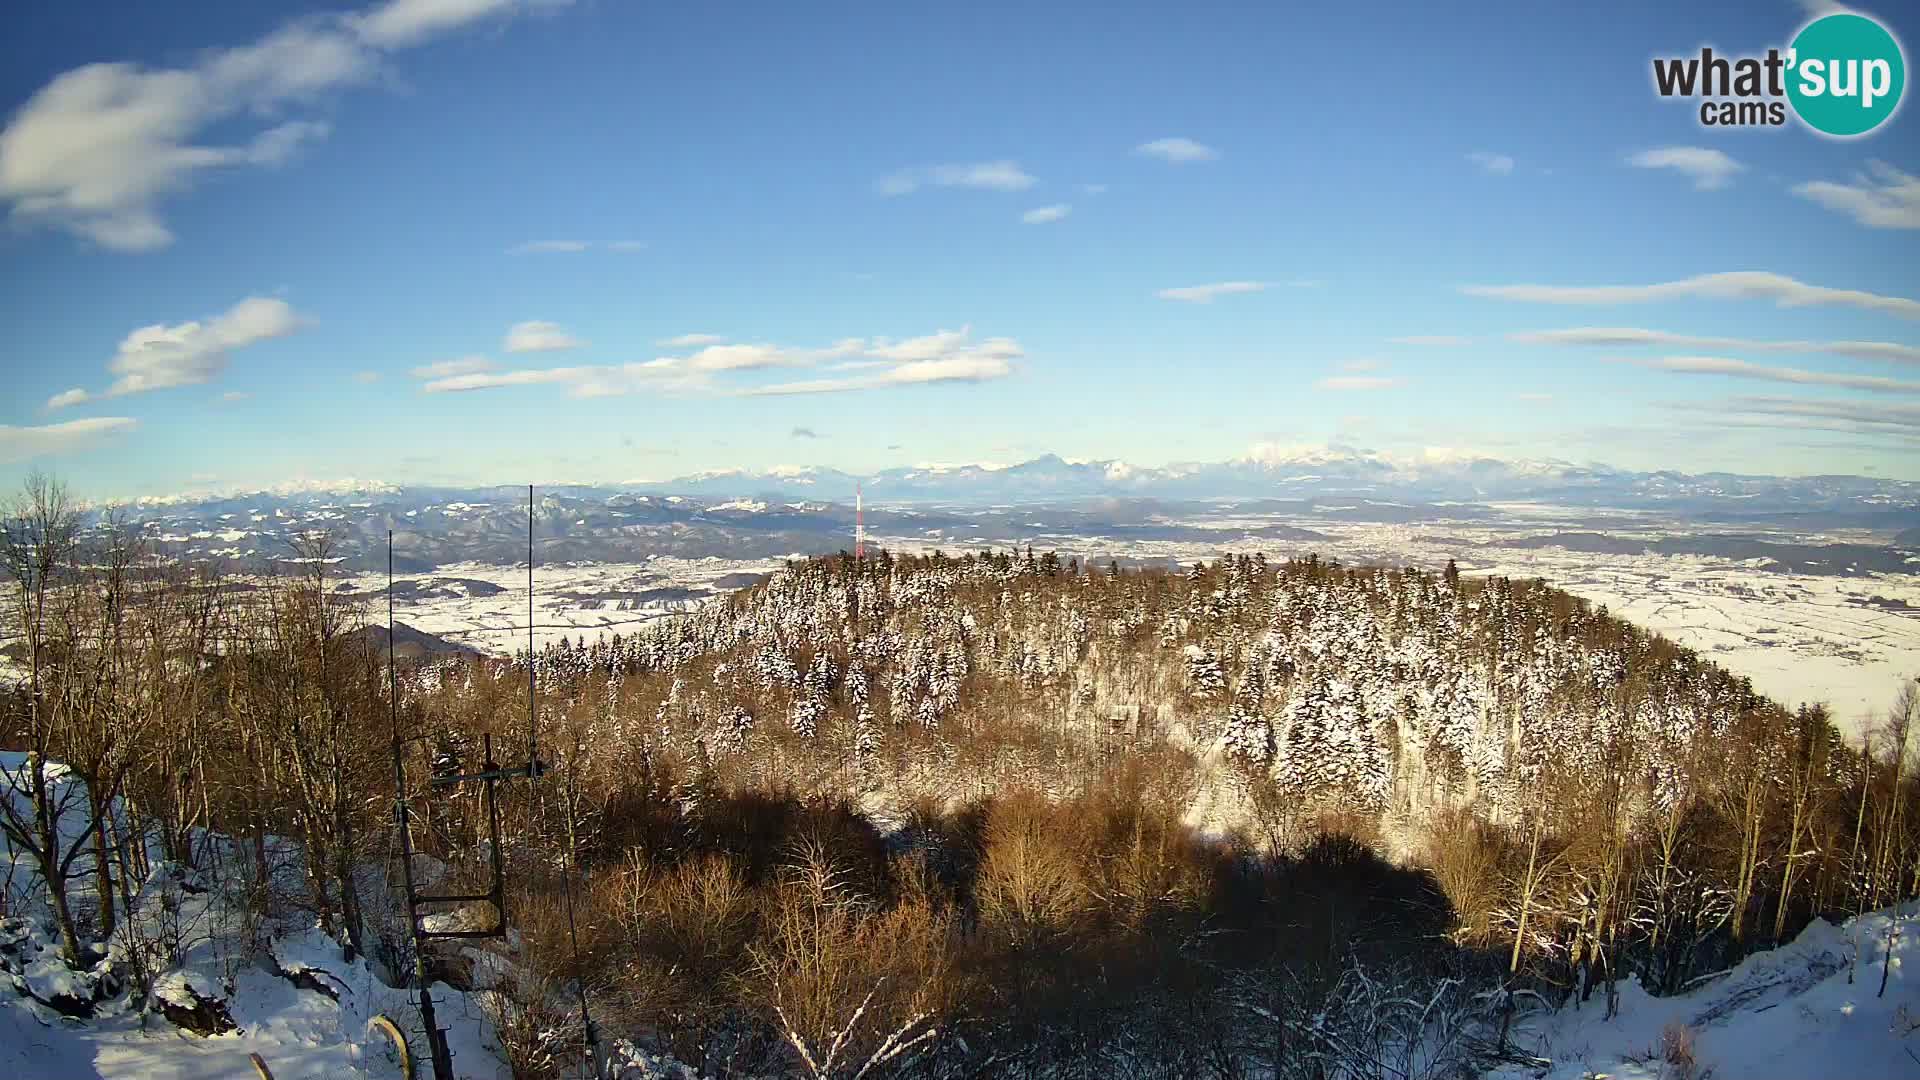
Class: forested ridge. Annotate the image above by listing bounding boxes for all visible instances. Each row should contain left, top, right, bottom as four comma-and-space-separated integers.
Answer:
6, 475, 1918, 1078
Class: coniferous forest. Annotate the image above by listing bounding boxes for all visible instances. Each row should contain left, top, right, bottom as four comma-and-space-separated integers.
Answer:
5, 476, 1919, 1078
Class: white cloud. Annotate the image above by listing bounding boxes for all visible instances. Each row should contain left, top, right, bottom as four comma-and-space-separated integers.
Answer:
1614, 355, 1920, 393
218, 390, 252, 402
352, 370, 381, 383
504, 319, 585, 353
507, 238, 643, 253
1316, 375, 1402, 391
0, 417, 138, 463
657, 333, 724, 347
1081, 183, 1108, 195
508, 239, 590, 254
1467, 151, 1515, 175
876, 160, 1035, 195
1515, 392, 1554, 402
1338, 358, 1386, 373
47, 296, 302, 404
1021, 203, 1071, 224
423, 365, 597, 393
434, 358, 701, 398
869, 328, 976, 362
1510, 327, 1920, 365
1389, 335, 1472, 346
748, 354, 1015, 396
410, 356, 496, 378
683, 344, 800, 372
1696, 395, 1920, 436
1628, 146, 1744, 190
1462, 271, 1920, 320
1792, 161, 1920, 229
0, 1, 564, 251
427, 327, 1022, 398
1135, 138, 1217, 164
350, 0, 554, 48
1156, 281, 1270, 303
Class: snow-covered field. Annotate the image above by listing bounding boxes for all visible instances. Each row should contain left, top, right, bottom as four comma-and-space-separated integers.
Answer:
1473, 548, 1919, 735
346, 555, 787, 655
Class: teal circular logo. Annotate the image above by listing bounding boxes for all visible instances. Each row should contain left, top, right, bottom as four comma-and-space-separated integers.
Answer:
1787, 13, 1906, 137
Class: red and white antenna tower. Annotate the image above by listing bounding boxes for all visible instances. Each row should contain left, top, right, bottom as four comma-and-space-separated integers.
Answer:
854, 483, 865, 560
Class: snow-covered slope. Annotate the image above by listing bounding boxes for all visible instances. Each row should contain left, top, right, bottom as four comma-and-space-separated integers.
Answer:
1494, 906, 1920, 1080
1, 751, 504, 1079
1, 922, 503, 1080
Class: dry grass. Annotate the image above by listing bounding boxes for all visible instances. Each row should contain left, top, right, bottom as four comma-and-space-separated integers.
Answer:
1659, 1021, 1704, 1080
973, 792, 1088, 952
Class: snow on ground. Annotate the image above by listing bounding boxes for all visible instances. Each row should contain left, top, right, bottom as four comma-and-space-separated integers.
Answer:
2, 751, 507, 1079
2, 936, 503, 1080
1491, 906, 1920, 1080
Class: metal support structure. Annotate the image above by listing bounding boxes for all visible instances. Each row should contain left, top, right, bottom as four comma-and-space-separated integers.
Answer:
390, 532, 456, 1080
383, 488, 597, 1079
388, 510, 549, 1080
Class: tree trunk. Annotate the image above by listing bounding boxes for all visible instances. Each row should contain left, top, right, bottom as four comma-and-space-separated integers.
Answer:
252, 826, 271, 913
332, 800, 364, 962
1510, 811, 1546, 974
90, 792, 116, 941
23, 758, 85, 966
44, 859, 84, 965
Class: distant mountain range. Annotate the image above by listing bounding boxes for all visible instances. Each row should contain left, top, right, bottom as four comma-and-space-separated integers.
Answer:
633, 448, 1917, 516
92, 449, 1920, 573
124, 448, 1920, 522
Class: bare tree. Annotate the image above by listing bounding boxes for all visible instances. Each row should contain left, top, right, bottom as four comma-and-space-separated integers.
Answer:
0, 474, 94, 963
223, 531, 381, 958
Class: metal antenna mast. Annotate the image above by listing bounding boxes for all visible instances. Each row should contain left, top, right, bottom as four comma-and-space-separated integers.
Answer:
527, 485, 596, 1077
528, 483, 536, 764
855, 483, 864, 562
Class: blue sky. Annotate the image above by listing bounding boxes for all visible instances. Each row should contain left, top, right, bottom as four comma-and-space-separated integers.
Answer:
1, 0, 1917, 497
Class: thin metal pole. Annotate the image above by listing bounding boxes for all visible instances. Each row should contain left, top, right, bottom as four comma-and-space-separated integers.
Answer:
484, 734, 505, 928
528, 484, 536, 766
